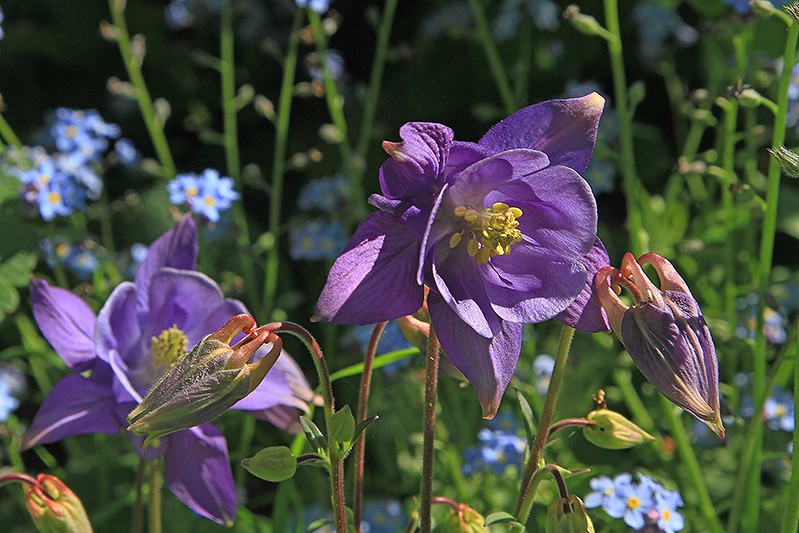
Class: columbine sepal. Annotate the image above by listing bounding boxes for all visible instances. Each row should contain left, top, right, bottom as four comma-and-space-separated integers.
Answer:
23, 474, 93, 533
545, 495, 594, 533
128, 314, 282, 446
594, 253, 724, 438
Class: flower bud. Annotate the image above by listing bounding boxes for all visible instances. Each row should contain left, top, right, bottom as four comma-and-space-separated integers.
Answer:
736, 88, 764, 108
546, 495, 594, 533
24, 474, 93, 533
583, 409, 654, 449
128, 314, 282, 446
563, 5, 605, 38
444, 502, 485, 533
768, 145, 799, 178
594, 253, 724, 438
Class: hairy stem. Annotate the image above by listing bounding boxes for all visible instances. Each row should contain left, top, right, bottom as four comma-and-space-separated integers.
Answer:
148, 460, 161, 533
419, 326, 441, 532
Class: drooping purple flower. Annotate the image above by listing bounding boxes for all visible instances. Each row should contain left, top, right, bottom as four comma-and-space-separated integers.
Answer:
23, 217, 315, 525
315, 94, 609, 417
594, 252, 724, 438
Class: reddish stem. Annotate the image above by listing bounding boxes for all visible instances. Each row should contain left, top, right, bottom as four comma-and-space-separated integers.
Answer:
547, 418, 592, 438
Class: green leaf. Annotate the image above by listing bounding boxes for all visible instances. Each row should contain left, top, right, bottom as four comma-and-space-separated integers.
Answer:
306, 518, 333, 532
0, 279, 20, 314
328, 348, 419, 383
329, 405, 356, 444
300, 415, 328, 455
353, 415, 379, 442
483, 511, 523, 527
0, 252, 37, 287
515, 388, 536, 445
241, 446, 296, 482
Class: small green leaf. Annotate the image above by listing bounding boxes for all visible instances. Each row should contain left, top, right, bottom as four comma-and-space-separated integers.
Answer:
0, 252, 37, 287
515, 388, 536, 445
300, 415, 328, 455
306, 518, 333, 532
0, 280, 20, 314
352, 415, 379, 442
484, 511, 523, 527
329, 405, 356, 444
241, 446, 296, 482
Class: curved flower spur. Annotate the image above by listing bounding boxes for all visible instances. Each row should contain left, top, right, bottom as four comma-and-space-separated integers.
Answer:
128, 314, 283, 446
594, 253, 724, 438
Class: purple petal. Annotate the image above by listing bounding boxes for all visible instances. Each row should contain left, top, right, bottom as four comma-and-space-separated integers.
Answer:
95, 282, 143, 368
143, 269, 246, 346
232, 349, 314, 412
428, 292, 521, 418
431, 242, 502, 337
556, 237, 611, 333
446, 150, 548, 207
254, 405, 304, 434
483, 246, 587, 323
379, 122, 453, 200
135, 216, 198, 309
30, 278, 97, 373
315, 211, 424, 324
22, 374, 120, 449
164, 424, 237, 526
478, 93, 605, 173
442, 142, 493, 183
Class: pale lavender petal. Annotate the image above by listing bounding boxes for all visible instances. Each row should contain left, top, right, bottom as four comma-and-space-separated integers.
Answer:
135, 216, 198, 309
556, 237, 611, 333
95, 282, 143, 368
164, 424, 237, 526
22, 374, 120, 449
431, 243, 502, 338
30, 278, 97, 372
441, 142, 493, 183
478, 93, 605, 173
232, 349, 313, 412
379, 122, 453, 200
428, 292, 521, 418
484, 246, 587, 323
315, 211, 424, 324
254, 406, 304, 434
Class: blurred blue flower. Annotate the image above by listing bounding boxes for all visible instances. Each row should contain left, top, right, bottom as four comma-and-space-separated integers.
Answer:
462, 426, 526, 476
725, 0, 781, 14
114, 138, 139, 165
350, 321, 413, 377
289, 219, 347, 260
584, 159, 616, 195
0, 365, 24, 423
164, 0, 221, 30
40, 238, 100, 280
605, 479, 654, 529
167, 169, 239, 223
764, 387, 795, 432
735, 293, 787, 345
296, 0, 330, 14
586, 473, 685, 531
493, 0, 559, 41
485, 410, 519, 434
298, 174, 349, 212
307, 50, 345, 82
633, 1, 698, 64
532, 354, 554, 395
362, 499, 406, 533
51, 108, 119, 163
584, 473, 633, 513
0, 7, 5, 40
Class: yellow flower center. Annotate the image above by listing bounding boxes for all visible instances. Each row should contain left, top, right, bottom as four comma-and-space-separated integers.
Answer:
47, 191, 62, 205
204, 195, 216, 207
662, 509, 671, 521
55, 243, 71, 259
186, 186, 199, 198
775, 404, 788, 418
449, 202, 523, 265
627, 496, 641, 510
151, 326, 188, 371
66, 125, 78, 139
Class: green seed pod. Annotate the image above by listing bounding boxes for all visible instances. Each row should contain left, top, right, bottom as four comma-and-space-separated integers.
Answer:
546, 496, 594, 533
583, 409, 654, 450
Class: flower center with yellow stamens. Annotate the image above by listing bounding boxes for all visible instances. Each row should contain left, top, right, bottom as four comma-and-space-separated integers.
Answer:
662, 509, 671, 521
204, 196, 216, 207
627, 496, 641, 510
449, 202, 523, 265
775, 404, 788, 418
186, 186, 199, 198
151, 326, 188, 372
47, 191, 62, 205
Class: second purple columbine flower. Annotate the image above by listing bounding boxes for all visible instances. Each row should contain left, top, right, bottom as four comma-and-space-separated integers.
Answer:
315, 94, 610, 417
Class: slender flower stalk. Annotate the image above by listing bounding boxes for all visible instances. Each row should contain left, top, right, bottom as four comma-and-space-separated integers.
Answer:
547, 418, 592, 438
107, 0, 176, 178
0, 111, 21, 147
262, 9, 302, 316
355, 0, 399, 161
149, 461, 162, 533
465, 0, 516, 114
353, 321, 386, 530
782, 328, 799, 533
732, 12, 799, 533
132, 460, 145, 533
515, 325, 575, 525
419, 326, 441, 533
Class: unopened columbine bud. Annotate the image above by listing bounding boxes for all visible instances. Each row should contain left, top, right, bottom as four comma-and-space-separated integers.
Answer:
128, 314, 282, 446
768, 145, 799, 178
583, 409, 654, 449
563, 5, 605, 38
736, 88, 764, 108
546, 495, 594, 533
750, 0, 779, 17
594, 253, 725, 438
444, 501, 485, 533
24, 474, 93, 533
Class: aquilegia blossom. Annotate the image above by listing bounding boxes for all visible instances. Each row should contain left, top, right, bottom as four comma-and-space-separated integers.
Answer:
316, 94, 610, 417
23, 217, 315, 525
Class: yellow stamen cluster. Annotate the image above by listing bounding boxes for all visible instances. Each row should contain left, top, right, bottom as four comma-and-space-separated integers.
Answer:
449, 202, 523, 265
151, 325, 188, 371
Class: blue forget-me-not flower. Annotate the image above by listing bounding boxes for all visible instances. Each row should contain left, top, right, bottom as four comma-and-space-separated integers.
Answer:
167, 169, 240, 223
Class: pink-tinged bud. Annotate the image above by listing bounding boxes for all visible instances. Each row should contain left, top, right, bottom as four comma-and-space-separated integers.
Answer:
24, 474, 93, 533
128, 314, 282, 446
594, 253, 724, 438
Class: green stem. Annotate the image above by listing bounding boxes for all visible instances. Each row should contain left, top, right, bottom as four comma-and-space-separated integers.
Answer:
267, 322, 346, 532
108, 0, 176, 178
307, 11, 361, 218
514, 326, 574, 525
355, 0, 399, 160
131, 459, 145, 533
262, 9, 302, 317
219, 0, 258, 307
782, 336, 799, 532
419, 326, 441, 533
148, 460, 161, 533
0, 112, 22, 147
353, 322, 386, 531
732, 17, 799, 533
718, 97, 739, 331
603, 0, 646, 254
466, 0, 516, 114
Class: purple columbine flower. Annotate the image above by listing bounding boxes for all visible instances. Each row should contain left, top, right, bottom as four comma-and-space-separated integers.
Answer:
22, 217, 316, 525
315, 94, 609, 417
